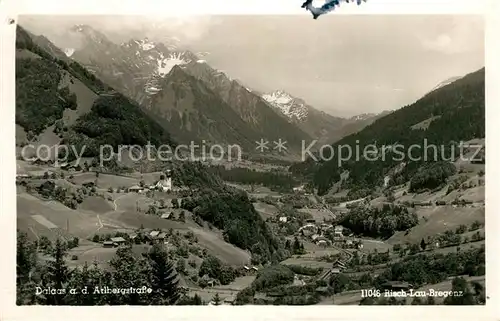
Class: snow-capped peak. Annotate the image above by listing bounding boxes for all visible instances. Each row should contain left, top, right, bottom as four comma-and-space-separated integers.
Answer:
262, 90, 309, 121
70, 24, 108, 44
136, 38, 156, 51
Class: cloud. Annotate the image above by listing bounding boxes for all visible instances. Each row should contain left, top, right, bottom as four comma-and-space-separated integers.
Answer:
417, 16, 483, 54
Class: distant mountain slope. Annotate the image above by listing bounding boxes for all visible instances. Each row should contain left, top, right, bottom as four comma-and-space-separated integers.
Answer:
141, 65, 261, 150
182, 62, 311, 151
291, 68, 485, 195
40, 25, 310, 156
15, 25, 173, 158
262, 90, 390, 144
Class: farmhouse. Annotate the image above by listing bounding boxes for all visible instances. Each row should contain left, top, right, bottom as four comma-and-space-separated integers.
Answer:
201, 274, 217, 287
320, 224, 333, 232
128, 185, 143, 193
102, 241, 115, 248
381, 281, 413, 291
110, 237, 126, 246
299, 224, 318, 237
160, 213, 172, 219
278, 216, 288, 223
293, 275, 306, 286
293, 185, 305, 193
16, 173, 31, 179
317, 239, 328, 247
149, 231, 160, 239
157, 232, 167, 240
315, 286, 330, 295
313, 236, 329, 245
334, 225, 344, 237
253, 293, 273, 303
155, 179, 172, 192
223, 294, 237, 305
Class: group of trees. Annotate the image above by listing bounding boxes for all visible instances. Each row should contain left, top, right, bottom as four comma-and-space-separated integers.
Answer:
180, 189, 283, 264
339, 204, 418, 239
198, 255, 237, 286
17, 232, 181, 305
64, 94, 174, 159
408, 161, 456, 193
35, 179, 98, 210
373, 246, 485, 289
208, 166, 297, 193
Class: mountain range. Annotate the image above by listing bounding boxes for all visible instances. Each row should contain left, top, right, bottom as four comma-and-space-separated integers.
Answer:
20, 24, 390, 158
16, 23, 478, 167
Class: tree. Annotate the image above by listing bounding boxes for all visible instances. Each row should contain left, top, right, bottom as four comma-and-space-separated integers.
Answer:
146, 245, 180, 305
330, 273, 351, 294
444, 277, 476, 305
171, 198, 179, 209
425, 296, 436, 305
213, 293, 221, 306
411, 297, 423, 305
109, 247, 149, 304
178, 211, 186, 223
176, 259, 186, 275
17, 232, 37, 284
420, 238, 427, 251
43, 238, 71, 304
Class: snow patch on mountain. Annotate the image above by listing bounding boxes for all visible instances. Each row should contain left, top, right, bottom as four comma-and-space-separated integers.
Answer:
262, 90, 309, 121
64, 48, 75, 57
157, 52, 190, 76
134, 38, 156, 51
429, 76, 462, 93
350, 113, 376, 121
144, 52, 193, 95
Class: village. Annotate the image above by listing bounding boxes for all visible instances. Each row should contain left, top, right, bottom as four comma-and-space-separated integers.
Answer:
16, 148, 485, 305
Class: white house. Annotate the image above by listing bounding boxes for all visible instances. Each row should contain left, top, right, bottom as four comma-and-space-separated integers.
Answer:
293, 185, 305, 193
278, 216, 288, 223
155, 178, 172, 192
334, 225, 344, 237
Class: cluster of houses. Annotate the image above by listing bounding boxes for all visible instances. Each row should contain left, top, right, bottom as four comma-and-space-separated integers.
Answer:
102, 237, 127, 248
297, 222, 345, 246
318, 259, 348, 282
101, 230, 175, 248
294, 222, 363, 249
128, 171, 173, 193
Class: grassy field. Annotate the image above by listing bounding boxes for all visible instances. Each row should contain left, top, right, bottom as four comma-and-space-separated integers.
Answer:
253, 202, 279, 220
17, 192, 103, 240
387, 205, 485, 245
188, 227, 251, 266
79, 196, 114, 214
71, 173, 139, 189
297, 208, 335, 222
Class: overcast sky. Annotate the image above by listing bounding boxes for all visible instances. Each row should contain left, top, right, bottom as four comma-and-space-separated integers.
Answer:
21, 15, 484, 117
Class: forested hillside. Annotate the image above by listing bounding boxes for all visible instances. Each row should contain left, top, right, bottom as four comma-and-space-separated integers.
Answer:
16, 25, 283, 265
291, 68, 485, 195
